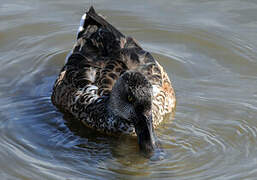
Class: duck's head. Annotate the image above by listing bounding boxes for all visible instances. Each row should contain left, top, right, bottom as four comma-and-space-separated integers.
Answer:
109, 71, 157, 154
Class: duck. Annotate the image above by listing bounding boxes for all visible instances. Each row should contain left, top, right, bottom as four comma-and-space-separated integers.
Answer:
51, 6, 176, 154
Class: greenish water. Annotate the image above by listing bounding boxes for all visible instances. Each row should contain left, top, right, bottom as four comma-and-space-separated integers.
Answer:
1, 0, 257, 179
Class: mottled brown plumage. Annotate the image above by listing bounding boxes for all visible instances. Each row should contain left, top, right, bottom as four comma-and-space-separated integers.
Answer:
51, 7, 176, 137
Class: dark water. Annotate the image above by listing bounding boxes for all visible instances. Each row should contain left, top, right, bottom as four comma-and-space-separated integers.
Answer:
1, 0, 257, 179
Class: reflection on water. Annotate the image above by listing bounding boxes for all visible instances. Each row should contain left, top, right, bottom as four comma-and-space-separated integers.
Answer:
1, 0, 257, 179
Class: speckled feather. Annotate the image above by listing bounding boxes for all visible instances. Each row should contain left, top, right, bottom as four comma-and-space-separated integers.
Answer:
51, 7, 176, 135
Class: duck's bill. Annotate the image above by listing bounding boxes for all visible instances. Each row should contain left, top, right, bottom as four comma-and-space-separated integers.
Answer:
134, 113, 158, 155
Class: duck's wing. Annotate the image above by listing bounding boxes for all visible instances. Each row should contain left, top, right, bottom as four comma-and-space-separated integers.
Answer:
140, 60, 176, 126
110, 35, 176, 125
121, 44, 176, 126
52, 6, 128, 112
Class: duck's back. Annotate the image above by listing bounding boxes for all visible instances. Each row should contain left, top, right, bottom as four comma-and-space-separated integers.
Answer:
52, 7, 175, 129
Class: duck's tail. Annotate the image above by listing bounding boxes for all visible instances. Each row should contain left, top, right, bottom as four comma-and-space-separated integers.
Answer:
77, 6, 124, 40
72, 6, 126, 57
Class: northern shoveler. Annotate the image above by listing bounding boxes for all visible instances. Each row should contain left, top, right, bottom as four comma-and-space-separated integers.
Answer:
51, 7, 176, 154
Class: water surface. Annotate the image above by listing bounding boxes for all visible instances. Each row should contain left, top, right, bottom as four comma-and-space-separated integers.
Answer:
1, 0, 257, 179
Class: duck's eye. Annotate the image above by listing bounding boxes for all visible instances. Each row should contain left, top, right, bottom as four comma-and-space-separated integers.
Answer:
127, 95, 133, 103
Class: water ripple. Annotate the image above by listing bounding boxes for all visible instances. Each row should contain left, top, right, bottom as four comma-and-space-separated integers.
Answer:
1, 0, 257, 179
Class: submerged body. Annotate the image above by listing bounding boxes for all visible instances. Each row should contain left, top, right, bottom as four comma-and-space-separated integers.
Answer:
52, 7, 176, 153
